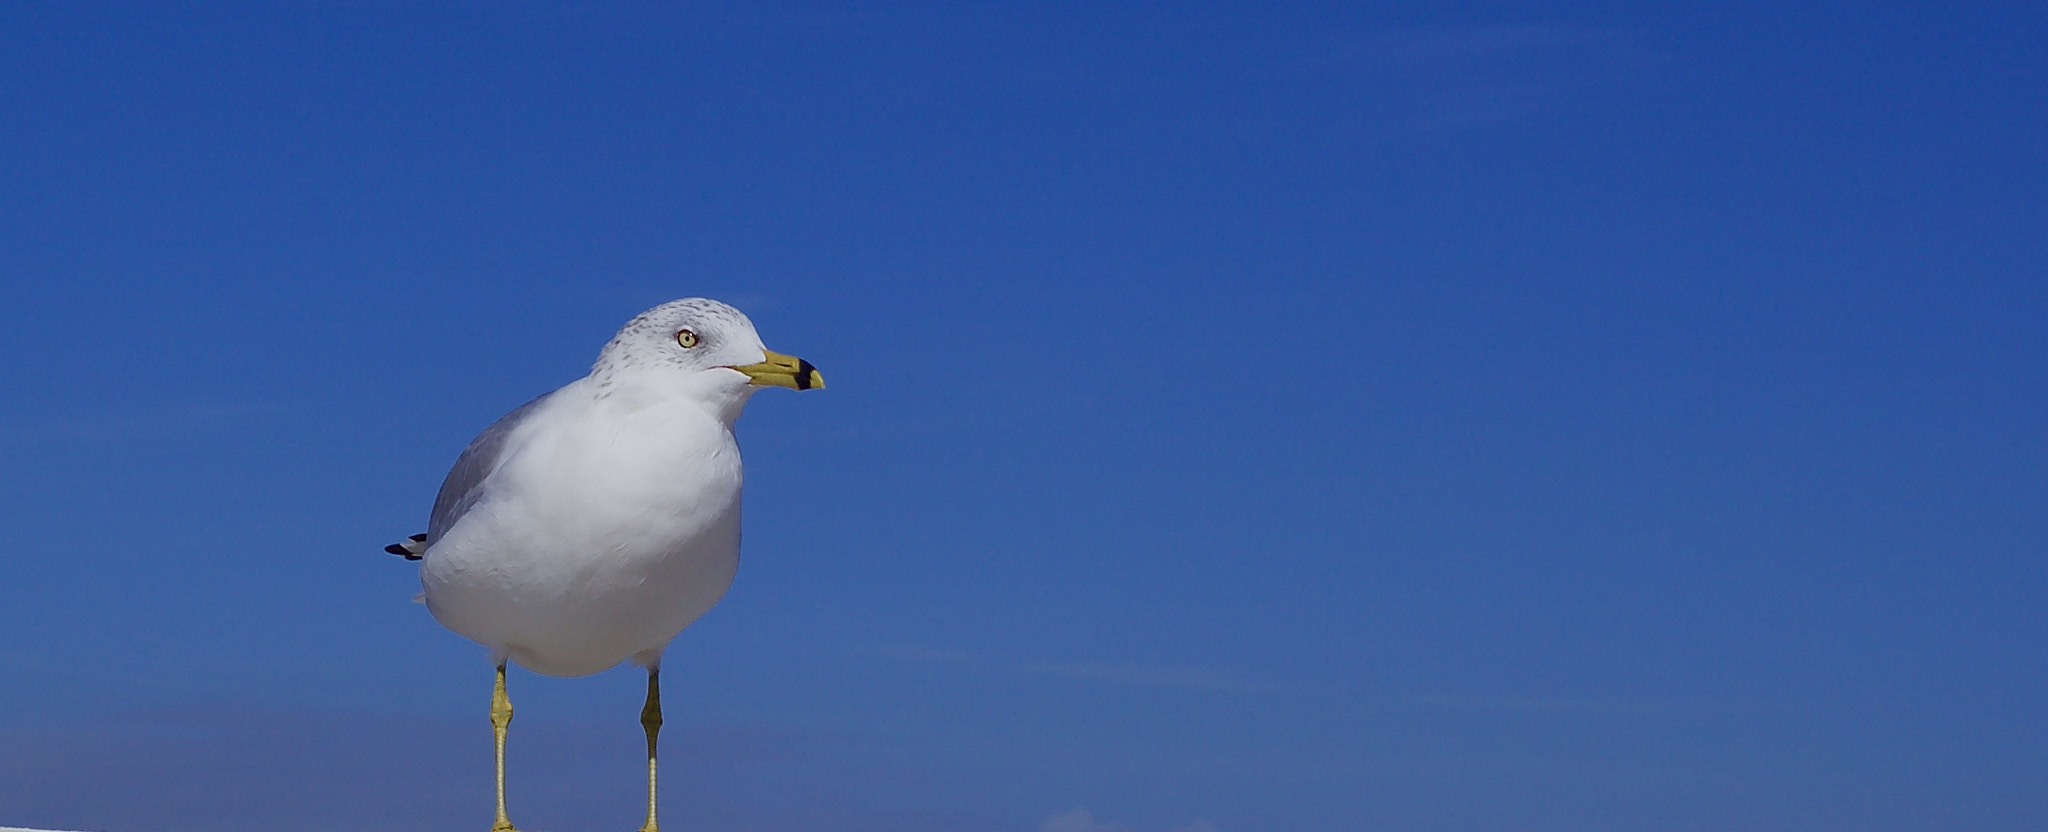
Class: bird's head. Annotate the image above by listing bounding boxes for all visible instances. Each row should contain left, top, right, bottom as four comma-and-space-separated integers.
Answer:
592, 298, 824, 420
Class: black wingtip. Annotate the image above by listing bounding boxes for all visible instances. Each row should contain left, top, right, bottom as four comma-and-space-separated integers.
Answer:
385, 542, 424, 560
409, 533, 427, 542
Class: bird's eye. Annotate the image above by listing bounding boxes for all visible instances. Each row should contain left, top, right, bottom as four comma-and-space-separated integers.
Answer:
676, 329, 699, 348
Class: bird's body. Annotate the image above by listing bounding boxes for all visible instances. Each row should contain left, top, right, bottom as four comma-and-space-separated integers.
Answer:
419, 378, 745, 676
389, 298, 822, 832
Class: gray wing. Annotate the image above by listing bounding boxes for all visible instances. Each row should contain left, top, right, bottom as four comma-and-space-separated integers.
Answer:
424, 392, 555, 546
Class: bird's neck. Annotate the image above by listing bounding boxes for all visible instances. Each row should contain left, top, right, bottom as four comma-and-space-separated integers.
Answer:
591, 374, 755, 431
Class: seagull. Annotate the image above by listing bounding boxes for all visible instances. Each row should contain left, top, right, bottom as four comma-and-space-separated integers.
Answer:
386, 298, 823, 832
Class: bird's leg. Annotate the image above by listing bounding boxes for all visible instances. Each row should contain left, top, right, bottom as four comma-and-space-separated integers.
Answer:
491, 662, 520, 832
638, 666, 663, 832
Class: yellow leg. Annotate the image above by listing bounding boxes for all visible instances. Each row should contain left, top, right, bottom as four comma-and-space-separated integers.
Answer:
638, 667, 663, 832
491, 662, 520, 832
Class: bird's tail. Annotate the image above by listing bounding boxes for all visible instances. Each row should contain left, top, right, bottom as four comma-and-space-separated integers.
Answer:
384, 533, 427, 560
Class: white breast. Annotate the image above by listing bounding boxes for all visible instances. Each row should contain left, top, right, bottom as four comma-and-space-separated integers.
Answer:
419, 385, 746, 677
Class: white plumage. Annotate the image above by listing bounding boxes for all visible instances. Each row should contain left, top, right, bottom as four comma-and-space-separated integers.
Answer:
411, 297, 819, 675
419, 373, 747, 676
390, 297, 822, 832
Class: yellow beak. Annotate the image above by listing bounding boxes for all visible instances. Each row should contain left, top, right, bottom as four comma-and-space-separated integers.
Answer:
727, 349, 825, 390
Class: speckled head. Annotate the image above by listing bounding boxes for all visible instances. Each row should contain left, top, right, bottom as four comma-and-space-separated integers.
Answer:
590, 298, 823, 416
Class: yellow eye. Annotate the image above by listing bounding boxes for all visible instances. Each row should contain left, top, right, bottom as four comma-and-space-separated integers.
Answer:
676, 329, 699, 348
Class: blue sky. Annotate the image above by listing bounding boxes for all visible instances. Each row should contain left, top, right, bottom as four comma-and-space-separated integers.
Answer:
2, 2, 2043, 830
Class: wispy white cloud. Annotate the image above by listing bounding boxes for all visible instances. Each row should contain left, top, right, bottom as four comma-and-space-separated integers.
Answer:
1015, 661, 1279, 693
1038, 808, 1220, 832
871, 646, 1280, 693
1040, 807, 1132, 832
1411, 693, 1766, 717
